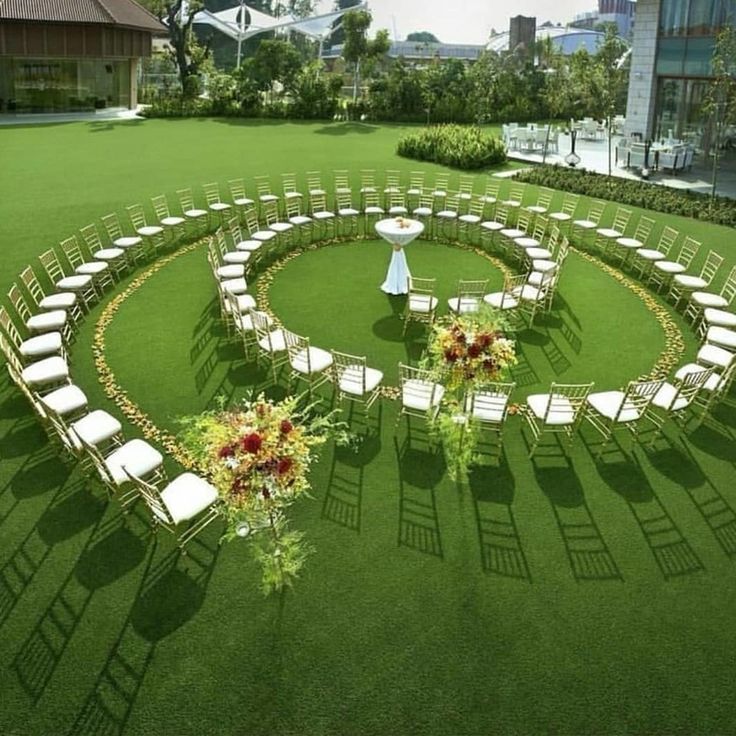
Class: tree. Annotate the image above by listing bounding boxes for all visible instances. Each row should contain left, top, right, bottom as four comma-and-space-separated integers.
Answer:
705, 25, 736, 198
137, 0, 211, 96
341, 9, 390, 103
244, 39, 303, 103
331, 0, 363, 45
406, 31, 439, 43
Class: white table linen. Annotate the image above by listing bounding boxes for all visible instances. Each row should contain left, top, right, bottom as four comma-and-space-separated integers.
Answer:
375, 218, 424, 295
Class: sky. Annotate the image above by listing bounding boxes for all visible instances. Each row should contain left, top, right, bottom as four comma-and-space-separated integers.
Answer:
316, 0, 600, 45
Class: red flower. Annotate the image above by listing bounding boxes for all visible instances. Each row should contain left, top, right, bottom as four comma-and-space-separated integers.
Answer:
230, 478, 245, 496
218, 445, 235, 459
478, 333, 493, 348
280, 419, 293, 435
483, 359, 496, 373
262, 487, 271, 500
277, 457, 294, 476
467, 342, 482, 359
444, 349, 458, 363
242, 433, 262, 454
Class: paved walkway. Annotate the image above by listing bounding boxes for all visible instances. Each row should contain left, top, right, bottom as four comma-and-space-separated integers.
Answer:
508, 133, 736, 200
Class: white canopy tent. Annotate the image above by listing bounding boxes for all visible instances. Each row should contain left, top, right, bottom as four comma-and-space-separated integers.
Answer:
186, 1, 368, 66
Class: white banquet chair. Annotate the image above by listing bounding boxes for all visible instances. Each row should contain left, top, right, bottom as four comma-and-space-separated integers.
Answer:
396, 363, 445, 430
331, 350, 383, 410
284, 330, 334, 395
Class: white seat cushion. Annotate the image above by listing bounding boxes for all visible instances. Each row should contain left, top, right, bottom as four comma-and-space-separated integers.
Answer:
691, 291, 727, 308
75, 261, 108, 275
284, 191, 302, 200
137, 225, 164, 236
114, 235, 142, 247
184, 208, 208, 218
219, 277, 248, 295
21, 356, 69, 386
706, 326, 736, 350
216, 264, 244, 280
236, 239, 262, 252
57, 274, 93, 290
253, 230, 277, 241
258, 329, 287, 353
480, 195, 497, 204
459, 214, 481, 224
526, 205, 548, 214
27, 309, 67, 332
365, 207, 385, 215
270, 222, 293, 233
500, 228, 525, 239
209, 203, 231, 212
573, 219, 597, 229
635, 248, 664, 260
549, 212, 571, 221
527, 393, 576, 424
448, 297, 480, 314
233, 198, 254, 207
526, 272, 553, 288
526, 247, 552, 260
106, 439, 163, 486
413, 207, 432, 216
388, 206, 408, 215
704, 308, 736, 328
436, 210, 458, 219
289, 215, 312, 225
483, 291, 518, 310
223, 251, 251, 265
40, 384, 88, 416
39, 292, 76, 310
697, 344, 734, 369
161, 473, 219, 524
480, 221, 504, 231
514, 237, 540, 248
586, 390, 642, 422
532, 259, 557, 274
408, 294, 438, 313
313, 211, 335, 220
19, 331, 63, 358
654, 261, 685, 274
161, 216, 185, 226
94, 248, 125, 260
225, 294, 256, 314
596, 228, 622, 238
402, 379, 444, 411
649, 382, 690, 412
512, 284, 545, 301
290, 347, 333, 375
466, 393, 509, 422
673, 274, 707, 289
615, 237, 642, 249
338, 365, 383, 396
69, 410, 122, 450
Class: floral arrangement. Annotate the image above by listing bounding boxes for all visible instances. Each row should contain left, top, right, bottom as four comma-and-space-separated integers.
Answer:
421, 305, 517, 480
179, 394, 347, 594
394, 216, 411, 229
424, 306, 517, 393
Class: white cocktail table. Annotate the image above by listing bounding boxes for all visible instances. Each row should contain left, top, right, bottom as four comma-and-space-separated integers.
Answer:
375, 218, 424, 295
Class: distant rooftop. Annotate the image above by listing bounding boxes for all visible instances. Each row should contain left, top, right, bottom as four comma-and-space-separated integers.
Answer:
0, 0, 166, 33
322, 41, 485, 62
487, 24, 607, 54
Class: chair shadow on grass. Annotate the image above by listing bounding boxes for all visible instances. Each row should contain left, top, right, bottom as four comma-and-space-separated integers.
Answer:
314, 122, 380, 136
467, 459, 531, 581
508, 339, 539, 388
67, 534, 219, 736
394, 433, 445, 559
643, 436, 736, 559
322, 408, 382, 533
593, 445, 705, 580
12, 504, 148, 704
532, 455, 622, 582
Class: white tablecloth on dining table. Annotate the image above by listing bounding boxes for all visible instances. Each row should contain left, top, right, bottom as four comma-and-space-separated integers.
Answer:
375, 218, 424, 295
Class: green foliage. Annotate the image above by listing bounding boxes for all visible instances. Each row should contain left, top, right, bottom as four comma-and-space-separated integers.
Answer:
287, 62, 343, 119
514, 165, 736, 228
248, 39, 303, 94
397, 125, 507, 170
406, 31, 440, 43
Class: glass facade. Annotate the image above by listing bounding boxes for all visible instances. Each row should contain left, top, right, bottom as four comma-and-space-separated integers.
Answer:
652, 0, 736, 164
0, 58, 131, 113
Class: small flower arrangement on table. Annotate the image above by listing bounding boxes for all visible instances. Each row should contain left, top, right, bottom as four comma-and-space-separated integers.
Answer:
179, 395, 347, 595
421, 305, 517, 478
394, 216, 411, 229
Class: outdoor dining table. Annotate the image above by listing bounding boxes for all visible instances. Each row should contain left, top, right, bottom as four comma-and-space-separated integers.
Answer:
375, 217, 424, 295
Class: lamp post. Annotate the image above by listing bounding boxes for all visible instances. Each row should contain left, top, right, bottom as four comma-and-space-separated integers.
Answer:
565, 128, 581, 168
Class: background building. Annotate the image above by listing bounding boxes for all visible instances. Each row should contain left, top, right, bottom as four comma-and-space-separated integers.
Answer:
487, 24, 607, 55
625, 0, 736, 153
509, 15, 537, 54
573, 0, 636, 38
0, 0, 165, 113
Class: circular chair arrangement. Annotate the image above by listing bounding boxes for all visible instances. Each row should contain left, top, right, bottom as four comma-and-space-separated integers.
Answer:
2, 170, 735, 547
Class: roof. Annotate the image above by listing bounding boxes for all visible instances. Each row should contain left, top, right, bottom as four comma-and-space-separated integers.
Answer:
487, 25, 608, 55
322, 41, 485, 62
0, 0, 166, 33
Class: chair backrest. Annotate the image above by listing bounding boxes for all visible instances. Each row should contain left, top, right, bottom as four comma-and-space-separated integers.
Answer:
285, 195, 303, 218
387, 191, 407, 210
619, 378, 664, 422
719, 265, 736, 304
262, 199, 279, 226
310, 193, 329, 214
530, 217, 547, 243
305, 171, 323, 194
0, 306, 23, 351
465, 381, 516, 424
561, 192, 579, 216
243, 208, 260, 236
409, 171, 425, 191
483, 181, 499, 201
228, 178, 246, 202
203, 182, 222, 206
333, 169, 350, 192
337, 191, 356, 211
491, 205, 509, 226
0, 329, 23, 373
126, 203, 147, 230
698, 249, 723, 285
506, 184, 524, 205
433, 173, 449, 193
632, 216, 655, 245
669, 367, 713, 410
123, 467, 174, 526
252, 311, 277, 348
677, 236, 700, 269
502, 274, 528, 308
60, 235, 84, 269
467, 198, 485, 217
281, 173, 298, 196
398, 363, 442, 410
556, 236, 571, 266
39, 248, 66, 284
612, 207, 632, 234
284, 329, 311, 370
19, 266, 45, 308
547, 224, 562, 253
456, 279, 488, 301
363, 190, 382, 210
80, 223, 104, 252
254, 175, 275, 198
408, 276, 436, 302
75, 431, 118, 490
332, 350, 368, 394
150, 194, 170, 221
414, 191, 433, 211
656, 225, 679, 257
359, 169, 376, 191
384, 169, 401, 190
440, 194, 459, 214
535, 188, 553, 210
458, 175, 473, 198
101, 212, 124, 241
585, 200, 606, 224
540, 382, 594, 425
515, 210, 532, 233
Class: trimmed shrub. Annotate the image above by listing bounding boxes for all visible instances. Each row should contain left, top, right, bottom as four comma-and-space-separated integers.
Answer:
397, 125, 507, 170
514, 165, 736, 229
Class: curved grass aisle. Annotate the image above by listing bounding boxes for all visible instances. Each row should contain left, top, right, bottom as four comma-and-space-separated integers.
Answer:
1, 120, 736, 736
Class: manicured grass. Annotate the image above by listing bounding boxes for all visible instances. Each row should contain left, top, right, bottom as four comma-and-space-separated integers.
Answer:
1, 119, 736, 736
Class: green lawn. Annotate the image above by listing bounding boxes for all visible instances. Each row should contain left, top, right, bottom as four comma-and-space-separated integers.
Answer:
1, 118, 736, 736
